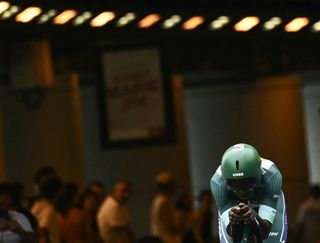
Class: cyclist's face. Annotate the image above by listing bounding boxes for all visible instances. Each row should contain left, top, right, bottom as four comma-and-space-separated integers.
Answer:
227, 178, 257, 200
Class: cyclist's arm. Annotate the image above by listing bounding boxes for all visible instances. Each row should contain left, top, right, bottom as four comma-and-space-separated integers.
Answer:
257, 170, 282, 239
211, 173, 240, 240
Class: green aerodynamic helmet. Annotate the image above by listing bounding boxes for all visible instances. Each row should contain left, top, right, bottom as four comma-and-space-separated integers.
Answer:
221, 143, 262, 184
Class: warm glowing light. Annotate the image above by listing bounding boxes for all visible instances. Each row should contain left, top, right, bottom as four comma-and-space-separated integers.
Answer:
116, 12, 136, 27
263, 17, 282, 31
234, 16, 260, 32
138, 14, 160, 28
162, 15, 181, 29
182, 16, 205, 30
209, 16, 230, 30
15, 7, 42, 23
90, 11, 115, 27
285, 17, 309, 32
53, 10, 77, 25
0, 1, 9, 14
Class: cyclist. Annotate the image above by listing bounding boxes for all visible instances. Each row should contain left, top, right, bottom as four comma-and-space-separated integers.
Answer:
210, 143, 287, 242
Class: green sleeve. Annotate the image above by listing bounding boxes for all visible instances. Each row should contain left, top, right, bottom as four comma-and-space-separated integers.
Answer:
258, 170, 282, 224
210, 172, 234, 227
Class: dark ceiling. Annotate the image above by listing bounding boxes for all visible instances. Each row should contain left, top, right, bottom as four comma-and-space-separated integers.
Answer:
3, 0, 320, 38
2, 0, 320, 78
9, 0, 320, 13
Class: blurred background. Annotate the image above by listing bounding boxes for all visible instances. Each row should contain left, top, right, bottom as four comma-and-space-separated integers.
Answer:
0, 0, 319, 241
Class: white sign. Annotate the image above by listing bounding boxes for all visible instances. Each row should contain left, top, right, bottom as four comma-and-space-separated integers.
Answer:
102, 47, 167, 142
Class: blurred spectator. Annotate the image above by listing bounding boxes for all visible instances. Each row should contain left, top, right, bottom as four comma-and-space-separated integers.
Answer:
30, 166, 57, 208
295, 184, 320, 243
77, 189, 103, 243
7, 182, 38, 231
150, 171, 181, 243
0, 182, 36, 242
88, 181, 105, 205
56, 182, 88, 243
176, 192, 196, 243
191, 190, 214, 243
31, 176, 62, 243
33, 166, 57, 188
97, 180, 134, 243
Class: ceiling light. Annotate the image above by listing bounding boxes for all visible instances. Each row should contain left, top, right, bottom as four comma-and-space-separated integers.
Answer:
162, 15, 182, 29
311, 21, 320, 32
116, 12, 136, 27
47, 10, 57, 17
53, 10, 77, 25
73, 11, 92, 26
209, 16, 230, 30
0, 1, 9, 15
10, 6, 19, 14
38, 9, 57, 24
285, 17, 309, 32
182, 16, 205, 30
234, 16, 260, 32
15, 7, 42, 23
138, 14, 161, 28
90, 11, 115, 27
262, 17, 282, 31
1, 5, 19, 19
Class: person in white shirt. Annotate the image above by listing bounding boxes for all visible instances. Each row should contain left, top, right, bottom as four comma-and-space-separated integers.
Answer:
150, 171, 182, 243
31, 176, 62, 243
0, 182, 36, 243
97, 180, 134, 243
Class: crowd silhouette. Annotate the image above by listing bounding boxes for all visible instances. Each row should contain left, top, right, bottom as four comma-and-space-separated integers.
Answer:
0, 166, 317, 243
0, 167, 218, 243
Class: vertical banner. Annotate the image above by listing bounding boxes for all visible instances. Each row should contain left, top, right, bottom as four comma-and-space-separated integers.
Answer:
98, 46, 175, 147
302, 80, 320, 184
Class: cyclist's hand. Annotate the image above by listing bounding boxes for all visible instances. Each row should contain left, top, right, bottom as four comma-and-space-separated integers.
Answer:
229, 205, 242, 224
240, 204, 256, 224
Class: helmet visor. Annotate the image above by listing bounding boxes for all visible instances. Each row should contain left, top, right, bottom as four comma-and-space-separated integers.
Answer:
226, 177, 257, 200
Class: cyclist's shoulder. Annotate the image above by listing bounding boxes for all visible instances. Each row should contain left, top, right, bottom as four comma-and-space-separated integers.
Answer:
261, 158, 282, 178
211, 166, 224, 183
258, 159, 283, 196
